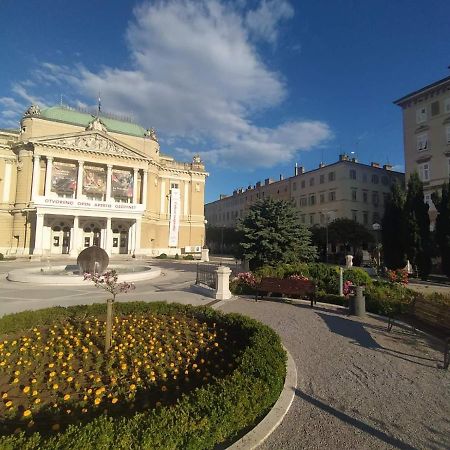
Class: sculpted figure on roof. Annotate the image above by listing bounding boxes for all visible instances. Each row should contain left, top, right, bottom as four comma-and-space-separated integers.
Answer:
145, 127, 158, 142
86, 116, 108, 133
23, 104, 41, 118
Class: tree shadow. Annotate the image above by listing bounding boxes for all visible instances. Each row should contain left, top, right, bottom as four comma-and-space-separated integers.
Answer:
295, 388, 419, 450
316, 312, 381, 349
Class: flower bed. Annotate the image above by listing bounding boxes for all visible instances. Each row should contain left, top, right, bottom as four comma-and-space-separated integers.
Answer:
0, 302, 286, 449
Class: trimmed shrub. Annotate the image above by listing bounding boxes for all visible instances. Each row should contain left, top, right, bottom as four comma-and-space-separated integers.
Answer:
0, 302, 286, 450
183, 255, 195, 260
0, 253, 4, 261
343, 267, 373, 287
156, 253, 168, 259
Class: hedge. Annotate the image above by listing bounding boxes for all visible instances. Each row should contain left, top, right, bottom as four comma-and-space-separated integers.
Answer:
0, 302, 286, 450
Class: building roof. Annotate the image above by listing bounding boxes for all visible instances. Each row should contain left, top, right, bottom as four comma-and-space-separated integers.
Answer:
393, 75, 450, 106
40, 106, 148, 138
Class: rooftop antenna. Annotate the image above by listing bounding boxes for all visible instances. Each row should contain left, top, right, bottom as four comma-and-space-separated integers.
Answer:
60, 94, 63, 107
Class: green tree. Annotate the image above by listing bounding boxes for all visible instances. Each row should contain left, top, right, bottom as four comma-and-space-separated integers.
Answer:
431, 181, 450, 278
405, 172, 431, 279
327, 218, 373, 250
382, 182, 407, 269
237, 198, 316, 269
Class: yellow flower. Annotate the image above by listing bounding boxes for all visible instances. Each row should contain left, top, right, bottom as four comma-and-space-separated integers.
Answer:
67, 377, 73, 382
32, 390, 38, 396
111, 398, 118, 404
1, 393, 7, 399
87, 388, 92, 394
82, 408, 88, 413
49, 363, 54, 368
12, 378, 19, 384
130, 384, 136, 391
5, 400, 13, 407
64, 394, 71, 401
94, 398, 101, 405
31, 379, 37, 384
14, 370, 20, 376
53, 383, 59, 390
23, 409, 32, 417
27, 420, 35, 428
23, 386, 30, 394
34, 398, 41, 404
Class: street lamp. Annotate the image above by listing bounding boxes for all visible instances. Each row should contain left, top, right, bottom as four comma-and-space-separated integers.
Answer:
372, 222, 381, 268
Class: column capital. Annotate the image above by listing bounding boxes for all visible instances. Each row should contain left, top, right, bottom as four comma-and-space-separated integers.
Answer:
133, 167, 139, 174
107, 164, 113, 170
79, 160, 84, 167
47, 156, 54, 162
33, 154, 40, 161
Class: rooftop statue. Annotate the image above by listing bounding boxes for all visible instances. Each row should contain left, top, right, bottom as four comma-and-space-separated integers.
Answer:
23, 104, 41, 118
86, 116, 108, 133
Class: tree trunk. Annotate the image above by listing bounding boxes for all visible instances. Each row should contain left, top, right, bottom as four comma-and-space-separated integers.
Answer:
105, 298, 114, 352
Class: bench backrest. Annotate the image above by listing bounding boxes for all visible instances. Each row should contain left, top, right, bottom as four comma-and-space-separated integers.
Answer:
413, 297, 450, 335
259, 277, 315, 295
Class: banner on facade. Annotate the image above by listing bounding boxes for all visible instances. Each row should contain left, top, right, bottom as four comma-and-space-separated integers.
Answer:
83, 166, 106, 196
111, 169, 133, 198
51, 162, 77, 193
168, 188, 181, 247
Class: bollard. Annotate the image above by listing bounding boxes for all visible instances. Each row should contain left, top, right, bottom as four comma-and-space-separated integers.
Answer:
354, 286, 366, 317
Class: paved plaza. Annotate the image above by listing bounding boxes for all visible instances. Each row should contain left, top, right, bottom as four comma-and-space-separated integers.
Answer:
0, 259, 449, 449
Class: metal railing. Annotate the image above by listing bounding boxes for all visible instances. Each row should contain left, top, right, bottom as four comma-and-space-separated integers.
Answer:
196, 264, 217, 289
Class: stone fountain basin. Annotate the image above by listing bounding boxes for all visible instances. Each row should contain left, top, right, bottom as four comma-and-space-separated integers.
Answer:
7, 264, 161, 285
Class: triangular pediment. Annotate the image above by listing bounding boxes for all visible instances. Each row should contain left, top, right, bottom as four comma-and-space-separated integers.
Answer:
32, 131, 149, 160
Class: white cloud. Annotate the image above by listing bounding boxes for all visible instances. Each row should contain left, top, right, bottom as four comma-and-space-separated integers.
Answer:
3, 0, 332, 168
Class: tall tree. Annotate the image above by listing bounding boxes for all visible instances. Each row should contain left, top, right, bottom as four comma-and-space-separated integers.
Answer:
382, 182, 407, 269
237, 198, 317, 270
327, 218, 374, 250
431, 181, 450, 278
404, 172, 431, 279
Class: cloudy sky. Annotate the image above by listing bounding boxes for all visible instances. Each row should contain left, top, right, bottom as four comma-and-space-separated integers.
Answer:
1, 0, 449, 202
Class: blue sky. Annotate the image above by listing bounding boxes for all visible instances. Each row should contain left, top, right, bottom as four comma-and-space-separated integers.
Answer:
1, 0, 449, 203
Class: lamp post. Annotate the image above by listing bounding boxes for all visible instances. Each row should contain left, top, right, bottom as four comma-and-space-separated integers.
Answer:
321, 210, 333, 263
372, 222, 381, 268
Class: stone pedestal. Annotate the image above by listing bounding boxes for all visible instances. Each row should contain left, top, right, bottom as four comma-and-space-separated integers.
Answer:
201, 247, 209, 262
215, 265, 232, 300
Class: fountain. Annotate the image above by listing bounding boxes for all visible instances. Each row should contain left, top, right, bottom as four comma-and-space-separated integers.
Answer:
7, 246, 161, 285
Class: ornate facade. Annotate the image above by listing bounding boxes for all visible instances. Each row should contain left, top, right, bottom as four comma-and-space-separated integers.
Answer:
0, 105, 208, 257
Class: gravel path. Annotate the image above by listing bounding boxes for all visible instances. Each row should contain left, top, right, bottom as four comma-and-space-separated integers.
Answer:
219, 298, 450, 450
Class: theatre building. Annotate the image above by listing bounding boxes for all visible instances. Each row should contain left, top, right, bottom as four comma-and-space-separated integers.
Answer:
0, 105, 207, 257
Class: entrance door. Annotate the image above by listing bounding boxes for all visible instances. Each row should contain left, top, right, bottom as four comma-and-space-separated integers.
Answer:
62, 226, 71, 254
119, 231, 128, 254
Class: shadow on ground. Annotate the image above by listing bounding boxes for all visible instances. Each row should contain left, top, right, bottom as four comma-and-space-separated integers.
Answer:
294, 388, 418, 450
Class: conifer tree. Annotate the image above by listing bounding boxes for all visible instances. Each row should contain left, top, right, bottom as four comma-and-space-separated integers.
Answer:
431, 181, 450, 278
382, 182, 407, 269
404, 173, 431, 279
237, 198, 317, 269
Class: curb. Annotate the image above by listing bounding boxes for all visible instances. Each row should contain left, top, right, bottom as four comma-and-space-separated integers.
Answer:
226, 347, 297, 450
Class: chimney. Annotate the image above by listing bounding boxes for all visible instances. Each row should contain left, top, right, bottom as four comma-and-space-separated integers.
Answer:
279, 174, 284, 181
319, 162, 325, 168
256, 181, 261, 188
298, 165, 305, 174
339, 153, 349, 161
264, 178, 270, 186
371, 162, 380, 168
294, 162, 299, 176
383, 164, 392, 171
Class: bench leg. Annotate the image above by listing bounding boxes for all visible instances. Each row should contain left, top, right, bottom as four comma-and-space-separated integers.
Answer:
387, 316, 393, 332
444, 338, 450, 370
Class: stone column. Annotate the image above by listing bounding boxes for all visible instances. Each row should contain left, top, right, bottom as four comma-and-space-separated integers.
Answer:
133, 168, 139, 203
135, 217, 142, 255
70, 216, 79, 257
76, 161, 84, 200
31, 155, 40, 200
215, 265, 232, 300
160, 179, 166, 214
129, 222, 135, 254
34, 213, 44, 255
184, 180, 189, 217
106, 165, 113, 201
142, 170, 148, 207
106, 217, 112, 255
44, 157, 53, 196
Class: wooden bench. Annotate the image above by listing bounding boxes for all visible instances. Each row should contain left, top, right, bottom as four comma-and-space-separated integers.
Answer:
255, 277, 316, 307
388, 296, 450, 369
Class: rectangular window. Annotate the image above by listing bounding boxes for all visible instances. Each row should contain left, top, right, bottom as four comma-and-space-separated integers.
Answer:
363, 191, 368, 203
309, 213, 315, 225
293, 182, 297, 191
362, 173, 367, 183
309, 194, 316, 206
446, 126, 450, 144
372, 174, 379, 184
320, 193, 325, 203
328, 191, 336, 201
416, 133, 428, 151
328, 172, 335, 181
372, 192, 379, 206
351, 189, 357, 201
373, 212, 380, 223
419, 162, 430, 182
352, 210, 358, 222
416, 105, 427, 124
383, 193, 389, 205
300, 197, 307, 206
445, 98, 450, 113
310, 177, 315, 187
431, 101, 440, 116
301, 180, 306, 189
363, 211, 368, 225
320, 174, 325, 184
350, 169, 356, 180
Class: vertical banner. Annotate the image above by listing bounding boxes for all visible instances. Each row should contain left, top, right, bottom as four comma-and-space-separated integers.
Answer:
82, 166, 106, 196
51, 162, 77, 194
168, 188, 181, 247
111, 169, 133, 198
